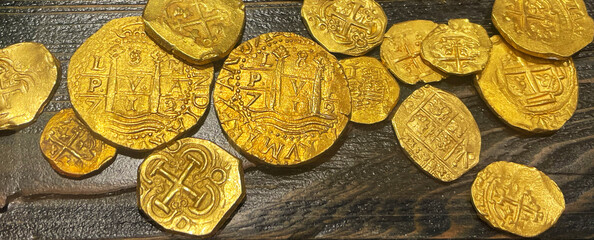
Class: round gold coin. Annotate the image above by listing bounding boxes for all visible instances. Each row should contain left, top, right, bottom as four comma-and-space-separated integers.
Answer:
492, 0, 594, 59
339, 56, 399, 124
40, 108, 117, 178
68, 17, 214, 151
138, 138, 244, 236
472, 161, 565, 237
391, 85, 480, 182
213, 32, 351, 166
475, 36, 578, 133
381, 20, 446, 84
421, 19, 492, 75
143, 0, 246, 65
301, 0, 387, 56
0, 42, 60, 130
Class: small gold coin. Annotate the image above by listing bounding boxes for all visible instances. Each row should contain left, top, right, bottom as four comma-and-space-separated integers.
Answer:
391, 85, 480, 182
40, 108, 116, 178
475, 36, 578, 133
421, 19, 492, 75
472, 161, 565, 237
68, 17, 214, 151
301, 0, 387, 56
339, 56, 399, 124
492, 0, 594, 59
0, 42, 60, 130
213, 32, 351, 166
138, 138, 244, 236
143, 0, 245, 65
381, 20, 446, 84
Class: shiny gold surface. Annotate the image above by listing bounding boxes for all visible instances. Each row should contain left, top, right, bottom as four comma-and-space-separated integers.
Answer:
340, 56, 399, 124
143, 0, 245, 65
472, 161, 565, 237
0, 42, 60, 130
39, 108, 116, 178
213, 32, 351, 166
138, 138, 244, 236
391, 85, 480, 182
68, 17, 214, 151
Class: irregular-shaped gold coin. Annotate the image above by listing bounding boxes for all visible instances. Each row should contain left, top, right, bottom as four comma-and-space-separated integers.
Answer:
301, 0, 387, 56
0, 42, 60, 130
392, 85, 480, 182
381, 20, 446, 84
143, 0, 246, 65
340, 56, 399, 124
40, 108, 117, 178
492, 0, 594, 59
138, 138, 244, 236
472, 161, 565, 237
421, 19, 492, 75
68, 17, 214, 151
214, 32, 351, 166
475, 36, 578, 133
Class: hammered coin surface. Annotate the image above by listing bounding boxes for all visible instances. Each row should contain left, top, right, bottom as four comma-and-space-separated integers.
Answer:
301, 0, 387, 56
340, 56, 399, 124
421, 19, 492, 75
40, 108, 117, 178
68, 17, 214, 151
391, 85, 480, 182
0, 42, 60, 130
492, 0, 594, 59
143, 0, 245, 65
214, 32, 351, 166
472, 161, 565, 237
138, 138, 244, 236
475, 36, 578, 133
381, 20, 446, 84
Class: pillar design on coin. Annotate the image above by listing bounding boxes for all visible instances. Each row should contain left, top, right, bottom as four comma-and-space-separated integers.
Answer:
392, 85, 480, 182
213, 32, 351, 165
301, 0, 387, 56
68, 17, 213, 150
138, 138, 244, 236
0, 42, 59, 130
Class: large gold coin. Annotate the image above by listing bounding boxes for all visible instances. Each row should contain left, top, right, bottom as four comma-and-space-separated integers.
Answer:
475, 36, 578, 133
472, 161, 565, 237
340, 56, 399, 124
143, 0, 245, 65
213, 32, 351, 166
301, 0, 387, 56
391, 85, 480, 182
68, 17, 214, 151
138, 138, 244, 236
40, 108, 116, 178
0, 42, 60, 130
421, 19, 491, 75
492, 0, 594, 59
381, 20, 446, 84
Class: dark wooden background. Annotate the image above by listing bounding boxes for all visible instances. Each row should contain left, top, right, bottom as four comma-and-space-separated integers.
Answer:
0, 0, 592, 239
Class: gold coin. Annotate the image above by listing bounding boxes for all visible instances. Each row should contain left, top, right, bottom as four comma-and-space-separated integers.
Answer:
391, 85, 480, 182
340, 56, 399, 124
492, 0, 594, 59
143, 0, 245, 65
0, 42, 60, 130
213, 32, 351, 166
138, 137, 244, 236
475, 36, 578, 133
68, 17, 214, 151
39, 108, 116, 178
472, 161, 565, 237
301, 0, 387, 56
421, 19, 492, 75
381, 20, 446, 84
